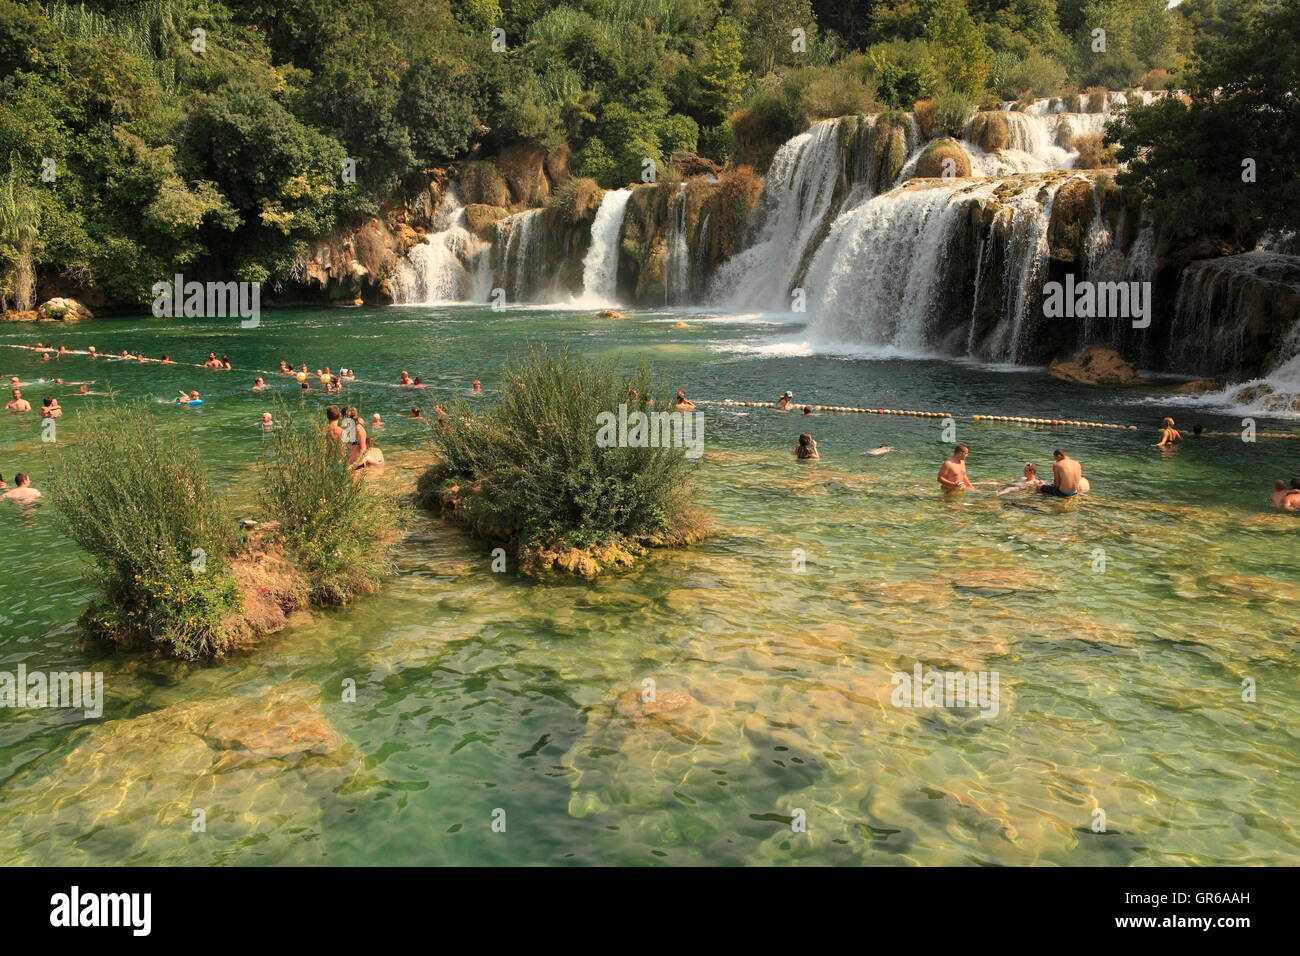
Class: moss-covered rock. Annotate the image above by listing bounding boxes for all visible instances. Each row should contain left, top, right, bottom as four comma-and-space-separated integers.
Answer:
966, 111, 1010, 152
1047, 177, 1096, 262
464, 203, 509, 241
914, 138, 972, 179
460, 161, 511, 207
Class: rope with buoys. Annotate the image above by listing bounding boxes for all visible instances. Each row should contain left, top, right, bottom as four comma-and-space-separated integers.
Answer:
6, 345, 1300, 438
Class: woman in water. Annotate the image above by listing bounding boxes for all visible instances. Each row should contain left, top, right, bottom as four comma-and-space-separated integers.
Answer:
997, 463, 1045, 495
1155, 417, 1182, 447
795, 433, 820, 460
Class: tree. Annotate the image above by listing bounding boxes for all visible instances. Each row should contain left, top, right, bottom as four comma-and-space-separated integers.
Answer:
0, 159, 40, 311
926, 0, 992, 92
698, 19, 749, 126
1110, 0, 1299, 244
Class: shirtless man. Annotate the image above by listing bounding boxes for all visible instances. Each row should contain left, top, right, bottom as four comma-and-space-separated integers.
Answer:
938, 444, 974, 491
1273, 479, 1300, 511
1039, 448, 1086, 497
6, 388, 31, 412
470, 380, 482, 393
251, 376, 266, 391
673, 390, 695, 411
1, 473, 41, 502
775, 391, 794, 411
324, 405, 345, 441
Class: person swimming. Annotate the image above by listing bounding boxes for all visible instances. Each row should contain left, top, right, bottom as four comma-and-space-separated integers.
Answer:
997, 462, 1046, 495
471, 380, 482, 393
1155, 417, 1182, 448
251, 376, 266, 391
775, 391, 794, 411
371, 413, 383, 428
801, 405, 813, 415
160, 354, 173, 364
673, 390, 695, 411
795, 432, 819, 460
40, 397, 62, 419
399, 371, 413, 385
1272, 478, 1300, 511
1, 473, 40, 502
6, 388, 30, 412
258, 412, 275, 431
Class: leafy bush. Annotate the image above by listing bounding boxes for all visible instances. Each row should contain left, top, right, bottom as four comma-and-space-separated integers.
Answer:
932, 86, 977, 138
259, 409, 399, 605
420, 345, 701, 557
998, 51, 1068, 101
45, 404, 242, 658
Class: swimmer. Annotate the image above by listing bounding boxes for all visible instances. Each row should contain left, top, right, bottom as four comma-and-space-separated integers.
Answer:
410, 406, 423, 419
398, 371, 413, 386
77, 384, 90, 395
795, 432, 820, 460
203, 352, 220, 368
188, 390, 201, 404
39, 352, 50, 362
87, 346, 97, 357
371, 413, 383, 429
279, 361, 292, 375
258, 412, 275, 431
1155, 417, 1182, 448
1, 473, 40, 502
1039, 449, 1087, 497
801, 405, 813, 415
56, 345, 69, 357
6, 388, 31, 412
220, 355, 232, 370
118, 349, 133, 361
251, 376, 266, 391
938, 444, 975, 491
673, 391, 695, 411
40, 397, 62, 419
176, 389, 191, 403
997, 462, 1045, 495
863, 446, 893, 457
324, 405, 344, 440
471, 380, 482, 393
1272, 479, 1300, 511
775, 391, 794, 411
412, 377, 427, 388
160, 354, 174, 364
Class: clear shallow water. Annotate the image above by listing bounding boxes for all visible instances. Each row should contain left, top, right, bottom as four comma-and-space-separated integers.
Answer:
0, 306, 1297, 866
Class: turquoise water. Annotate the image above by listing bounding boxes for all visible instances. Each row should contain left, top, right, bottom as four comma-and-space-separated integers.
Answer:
1, 305, 1297, 865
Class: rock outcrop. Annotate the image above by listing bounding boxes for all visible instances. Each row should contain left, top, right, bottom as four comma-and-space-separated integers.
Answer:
36, 297, 93, 320
1049, 345, 1146, 385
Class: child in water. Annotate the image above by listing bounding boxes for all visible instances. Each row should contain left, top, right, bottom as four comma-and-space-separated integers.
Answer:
997, 463, 1045, 495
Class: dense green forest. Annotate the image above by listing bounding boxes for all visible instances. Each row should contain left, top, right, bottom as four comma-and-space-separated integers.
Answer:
0, 0, 1291, 312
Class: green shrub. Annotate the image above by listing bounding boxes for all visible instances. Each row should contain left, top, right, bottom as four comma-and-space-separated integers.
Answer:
259, 409, 399, 604
932, 86, 976, 138
45, 404, 242, 658
421, 345, 700, 556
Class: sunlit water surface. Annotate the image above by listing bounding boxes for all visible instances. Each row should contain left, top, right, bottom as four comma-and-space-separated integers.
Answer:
0, 306, 1297, 865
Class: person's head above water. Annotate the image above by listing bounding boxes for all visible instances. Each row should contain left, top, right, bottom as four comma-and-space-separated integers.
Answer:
798, 432, 814, 447
802, 406, 812, 415
1024, 463, 1037, 477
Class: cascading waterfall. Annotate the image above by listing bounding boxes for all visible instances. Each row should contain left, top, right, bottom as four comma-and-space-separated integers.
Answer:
964, 112, 1110, 175
988, 179, 1067, 363
393, 187, 487, 304
496, 208, 546, 303
666, 184, 691, 305
802, 180, 995, 354
708, 119, 846, 310
573, 188, 631, 306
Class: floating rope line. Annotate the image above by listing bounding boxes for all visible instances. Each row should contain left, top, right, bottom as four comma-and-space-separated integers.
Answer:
6, 346, 1300, 438
705, 400, 951, 419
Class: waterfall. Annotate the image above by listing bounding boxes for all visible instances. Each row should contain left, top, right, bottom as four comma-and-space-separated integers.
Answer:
964, 112, 1109, 175
666, 184, 690, 305
496, 208, 546, 303
573, 188, 631, 306
393, 187, 486, 304
987, 179, 1066, 363
708, 118, 845, 310
802, 180, 994, 354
